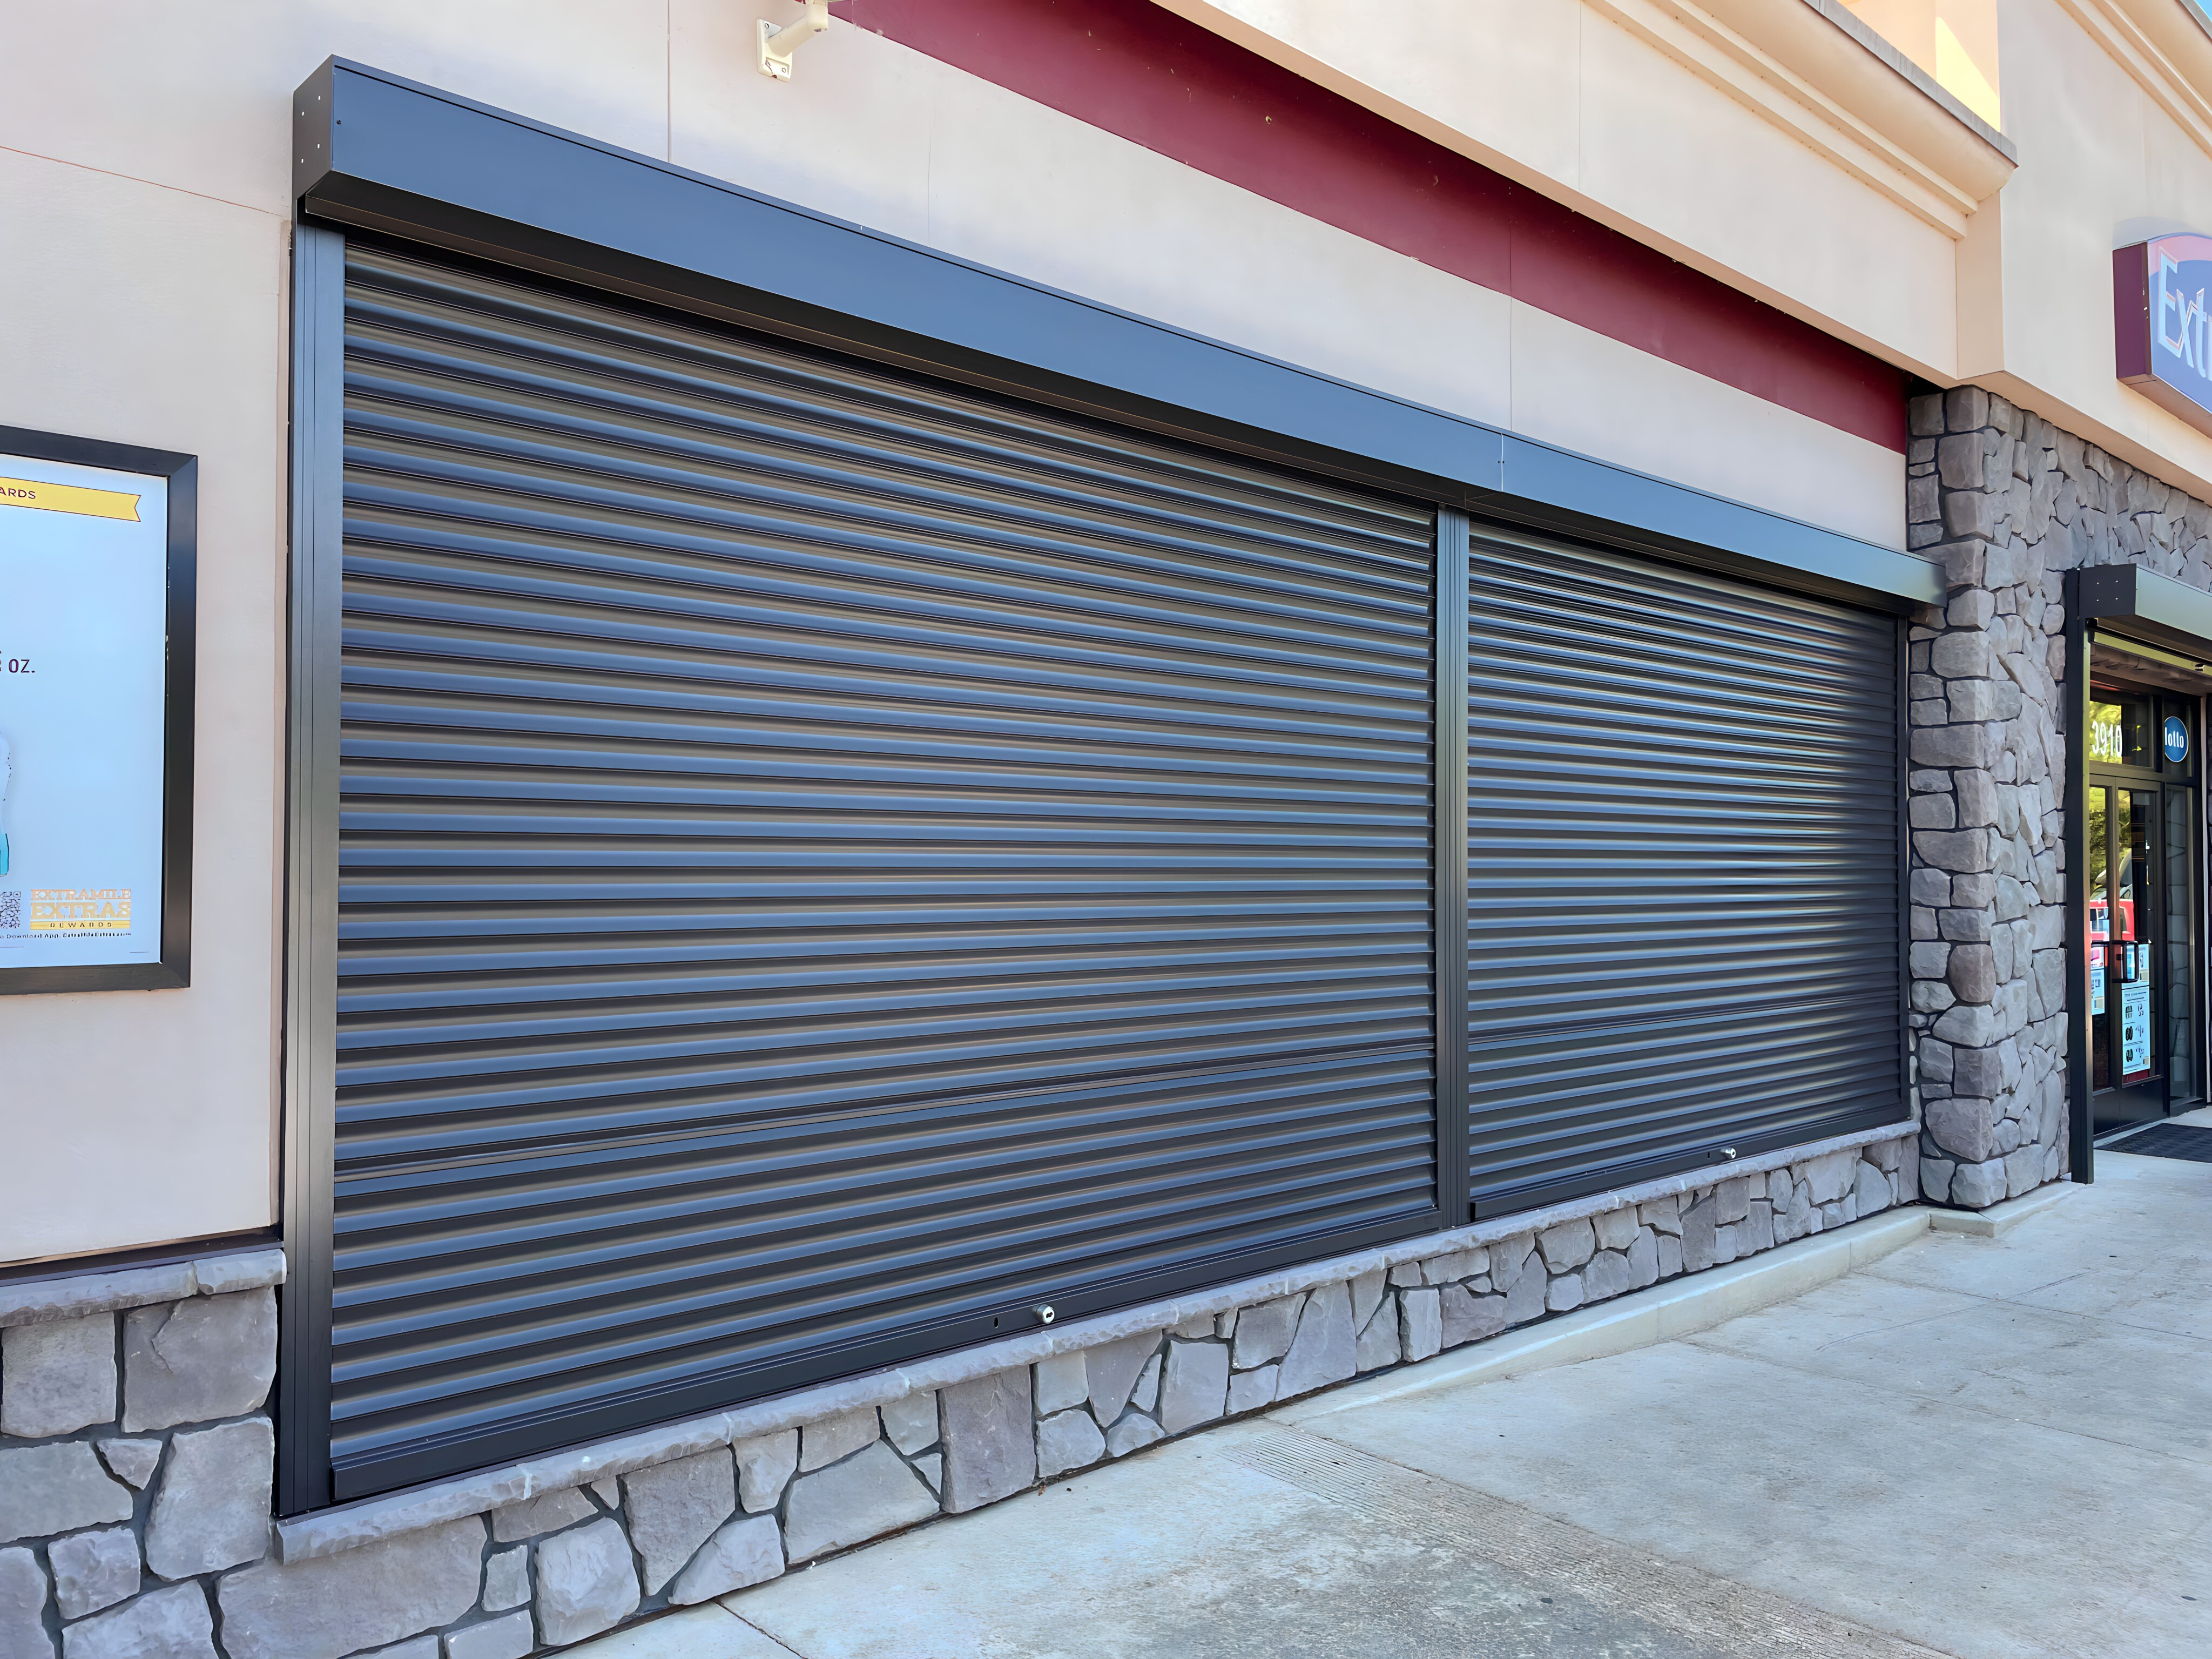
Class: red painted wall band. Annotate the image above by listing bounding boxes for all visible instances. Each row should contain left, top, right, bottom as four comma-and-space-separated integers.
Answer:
846, 0, 1907, 453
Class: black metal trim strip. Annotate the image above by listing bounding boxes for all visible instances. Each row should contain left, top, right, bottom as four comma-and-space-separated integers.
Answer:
0, 424, 196, 994
1898, 611, 1915, 1166
1435, 508, 1472, 1222
2066, 590, 2093, 1182
278, 221, 348, 1515
288, 57, 1939, 613
2198, 692, 2210, 1109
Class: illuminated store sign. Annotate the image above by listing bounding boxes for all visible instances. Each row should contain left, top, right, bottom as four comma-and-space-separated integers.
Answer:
2116, 233, 2212, 434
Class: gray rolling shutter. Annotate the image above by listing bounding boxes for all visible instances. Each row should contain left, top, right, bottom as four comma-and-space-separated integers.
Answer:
328, 242, 1438, 1498
1465, 529, 1904, 1215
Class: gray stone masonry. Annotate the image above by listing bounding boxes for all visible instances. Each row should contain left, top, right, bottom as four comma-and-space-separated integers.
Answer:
91, 1445, 157, 1494
1036, 1408, 1106, 1480
1160, 1340, 1229, 1434
62, 1583, 217, 1659
481, 1546, 529, 1615
939, 1370, 1034, 1514
0, 1547, 50, 1659
1033, 1354, 1085, 1416
669, 1514, 781, 1606
444, 1610, 533, 1659
781, 1441, 937, 1564
0, 1130, 1923, 1658
120, 1293, 276, 1435
0, 1446, 133, 1545
488, 1489, 591, 1545
877, 1394, 935, 1458
217, 1518, 482, 1659
1130, 1351, 1162, 1413
144, 1420, 271, 1579
531, 1518, 637, 1648
46, 1530, 137, 1624
618, 1449, 733, 1596
1085, 1336, 1153, 1424
1277, 1281, 1358, 1397
0, 1251, 282, 1332
1905, 387, 2211, 1204
1, 1320, 114, 1441
733, 1432, 797, 1514
797, 1410, 875, 1473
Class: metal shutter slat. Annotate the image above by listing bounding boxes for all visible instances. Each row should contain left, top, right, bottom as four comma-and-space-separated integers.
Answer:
328, 244, 1438, 1498
1467, 530, 1904, 1215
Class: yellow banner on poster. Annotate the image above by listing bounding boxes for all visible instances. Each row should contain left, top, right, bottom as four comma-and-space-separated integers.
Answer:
0, 477, 141, 521
30, 889, 133, 931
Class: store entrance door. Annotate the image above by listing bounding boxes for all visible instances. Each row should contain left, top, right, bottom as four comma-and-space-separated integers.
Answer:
2087, 685, 2202, 1136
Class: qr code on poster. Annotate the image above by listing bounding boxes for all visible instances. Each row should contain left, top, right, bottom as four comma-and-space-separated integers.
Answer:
0, 892, 20, 932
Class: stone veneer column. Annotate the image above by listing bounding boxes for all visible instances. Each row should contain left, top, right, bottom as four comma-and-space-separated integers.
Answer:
1906, 383, 2212, 1205
1906, 386, 2069, 1207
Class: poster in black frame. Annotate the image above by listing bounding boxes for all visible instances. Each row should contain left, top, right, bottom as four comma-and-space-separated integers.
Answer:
0, 423, 195, 993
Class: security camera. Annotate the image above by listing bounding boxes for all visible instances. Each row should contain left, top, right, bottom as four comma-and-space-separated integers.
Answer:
758, 0, 845, 79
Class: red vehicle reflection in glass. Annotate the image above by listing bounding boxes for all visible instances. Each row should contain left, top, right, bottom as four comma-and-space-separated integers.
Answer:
2088, 898, 2135, 943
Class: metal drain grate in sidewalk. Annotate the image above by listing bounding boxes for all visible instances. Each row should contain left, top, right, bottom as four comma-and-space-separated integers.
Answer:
2100, 1122, 2212, 1162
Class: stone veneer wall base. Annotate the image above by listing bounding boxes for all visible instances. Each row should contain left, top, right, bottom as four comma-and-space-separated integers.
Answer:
2, 1131, 1923, 1658
1282, 1204, 1933, 1424
274, 1121, 1920, 1566
1924, 1182, 2075, 1237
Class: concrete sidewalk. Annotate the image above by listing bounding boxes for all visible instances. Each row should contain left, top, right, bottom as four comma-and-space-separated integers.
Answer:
574, 1151, 2212, 1659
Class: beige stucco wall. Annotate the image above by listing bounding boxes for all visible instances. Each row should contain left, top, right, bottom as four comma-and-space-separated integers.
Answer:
682, 9, 1906, 537
0, 150, 288, 1263
1159, 0, 2212, 518
1958, 0, 2212, 505
0, 0, 1904, 1263
1151, 0, 1978, 377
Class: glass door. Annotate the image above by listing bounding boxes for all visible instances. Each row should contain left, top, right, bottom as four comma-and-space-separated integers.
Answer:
2088, 784, 2162, 1116
2168, 787, 2200, 1110
2087, 682, 2204, 1135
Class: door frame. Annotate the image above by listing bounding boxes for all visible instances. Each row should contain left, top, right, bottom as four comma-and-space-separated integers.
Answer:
2082, 771, 2168, 1120
2067, 604, 2212, 1179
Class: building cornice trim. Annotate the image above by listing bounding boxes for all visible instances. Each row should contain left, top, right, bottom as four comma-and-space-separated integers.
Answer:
1591, 0, 2008, 238
2057, 0, 2212, 163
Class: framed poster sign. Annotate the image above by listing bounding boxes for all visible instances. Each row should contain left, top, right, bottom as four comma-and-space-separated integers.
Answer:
0, 425, 195, 992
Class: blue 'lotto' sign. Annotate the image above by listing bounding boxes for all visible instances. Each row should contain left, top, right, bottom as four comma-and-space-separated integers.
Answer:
2166, 715, 2190, 763
2118, 234, 2212, 434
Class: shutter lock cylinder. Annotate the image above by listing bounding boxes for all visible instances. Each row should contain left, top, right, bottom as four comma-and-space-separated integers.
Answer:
1033, 1304, 1056, 1326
